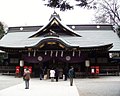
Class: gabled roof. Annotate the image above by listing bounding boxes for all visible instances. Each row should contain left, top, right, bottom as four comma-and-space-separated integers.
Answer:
29, 14, 81, 38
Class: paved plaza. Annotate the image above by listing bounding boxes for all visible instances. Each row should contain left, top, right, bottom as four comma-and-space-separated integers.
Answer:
0, 74, 79, 96
75, 76, 120, 96
0, 74, 120, 96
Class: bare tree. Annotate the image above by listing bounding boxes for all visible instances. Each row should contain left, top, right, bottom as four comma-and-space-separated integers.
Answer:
93, 0, 120, 26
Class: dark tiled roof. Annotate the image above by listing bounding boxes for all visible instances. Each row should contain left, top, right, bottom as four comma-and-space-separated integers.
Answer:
67, 24, 113, 30
7, 26, 42, 32
7, 24, 113, 33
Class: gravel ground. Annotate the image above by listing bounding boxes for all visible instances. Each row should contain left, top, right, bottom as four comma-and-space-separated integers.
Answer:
74, 76, 120, 96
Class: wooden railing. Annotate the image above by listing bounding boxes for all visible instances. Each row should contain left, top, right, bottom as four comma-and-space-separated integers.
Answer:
0, 66, 15, 73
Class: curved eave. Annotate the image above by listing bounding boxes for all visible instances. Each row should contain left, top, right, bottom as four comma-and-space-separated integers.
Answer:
26, 37, 113, 51
30, 37, 79, 48
79, 43, 113, 51
0, 46, 25, 49
0, 43, 113, 52
0, 37, 113, 52
0, 47, 27, 52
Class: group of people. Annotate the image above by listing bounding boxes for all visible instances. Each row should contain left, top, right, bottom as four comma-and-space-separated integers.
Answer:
50, 68, 59, 82
39, 67, 61, 82
23, 66, 75, 89
42, 66, 75, 86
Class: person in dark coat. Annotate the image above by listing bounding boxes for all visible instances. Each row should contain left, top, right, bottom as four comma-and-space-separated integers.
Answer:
55, 68, 59, 82
68, 66, 74, 86
63, 67, 68, 81
39, 67, 43, 80
43, 67, 47, 80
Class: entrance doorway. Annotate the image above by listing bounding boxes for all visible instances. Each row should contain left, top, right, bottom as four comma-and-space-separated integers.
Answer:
32, 59, 67, 78
43, 59, 67, 78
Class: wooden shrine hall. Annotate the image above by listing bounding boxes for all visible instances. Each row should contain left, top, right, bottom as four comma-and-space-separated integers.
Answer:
0, 12, 120, 77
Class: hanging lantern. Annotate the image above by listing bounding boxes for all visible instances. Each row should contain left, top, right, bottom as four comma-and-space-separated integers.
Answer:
33, 50, 36, 57
85, 60, 90, 67
109, 53, 113, 58
79, 50, 81, 57
50, 50, 53, 57
45, 51, 47, 55
61, 51, 63, 57
20, 60, 24, 67
28, 52, 31, 57
72, 51, 75, 57
55, 51, 58, 57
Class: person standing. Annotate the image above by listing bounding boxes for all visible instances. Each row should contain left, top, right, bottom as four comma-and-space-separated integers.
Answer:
50, 68, 55, 82
43, 67, 47, 80
39, 67, 43, 80
55, 68, 59, 82
63, 67, 68, 81
68, 66, 74, 86
23, 68, 31, 89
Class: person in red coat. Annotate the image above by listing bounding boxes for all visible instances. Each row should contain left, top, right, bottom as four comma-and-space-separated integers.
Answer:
23, 68, 31, 89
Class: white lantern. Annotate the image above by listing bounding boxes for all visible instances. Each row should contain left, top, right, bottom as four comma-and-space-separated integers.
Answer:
109, 53, 113, 58
85, 60, 90, 67
20, 60, 24, 67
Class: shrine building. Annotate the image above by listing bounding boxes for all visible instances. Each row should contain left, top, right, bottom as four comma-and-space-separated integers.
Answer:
0, 12, 120, 77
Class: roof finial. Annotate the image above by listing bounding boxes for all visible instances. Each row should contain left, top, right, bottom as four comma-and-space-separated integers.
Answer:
49, 10, 61, 21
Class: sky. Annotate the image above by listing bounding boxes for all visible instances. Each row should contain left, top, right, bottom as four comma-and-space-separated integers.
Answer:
0, 0, 95, 27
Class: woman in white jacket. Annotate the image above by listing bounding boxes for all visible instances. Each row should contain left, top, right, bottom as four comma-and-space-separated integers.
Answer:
50, 68, 55, 82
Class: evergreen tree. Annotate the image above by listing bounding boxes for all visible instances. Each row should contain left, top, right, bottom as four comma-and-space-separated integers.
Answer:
43, 0, 96, 11
0, 22, 5, 39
